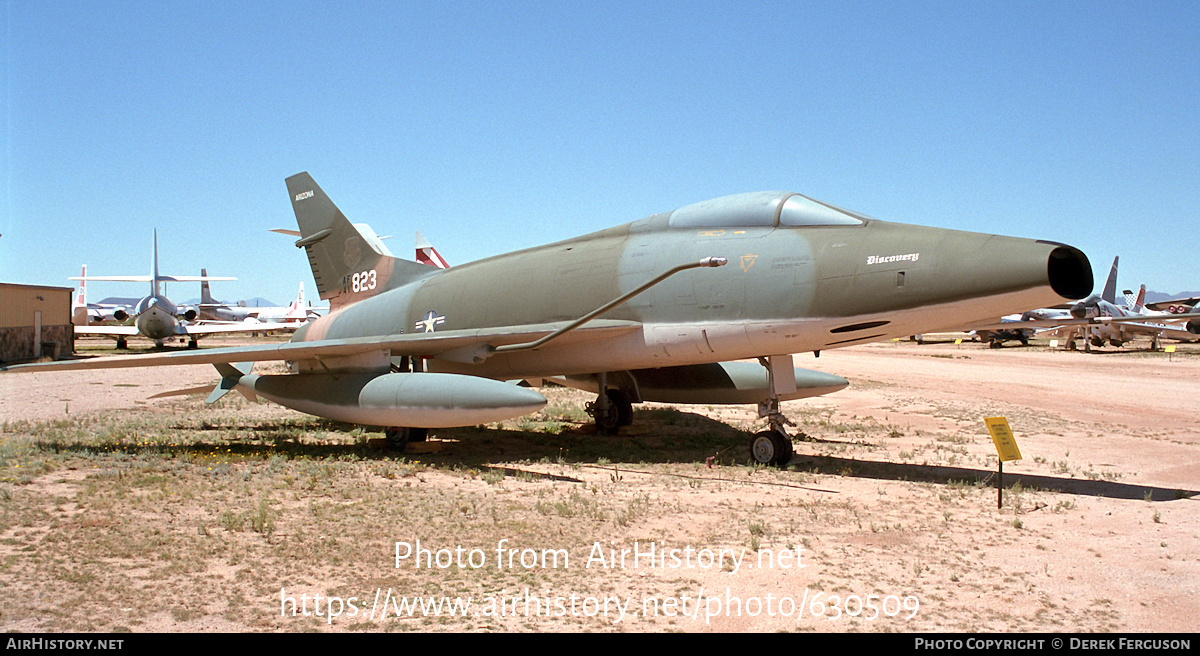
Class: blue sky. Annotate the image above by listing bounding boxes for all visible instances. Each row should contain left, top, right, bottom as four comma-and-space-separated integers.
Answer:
4, 1, 1198, 306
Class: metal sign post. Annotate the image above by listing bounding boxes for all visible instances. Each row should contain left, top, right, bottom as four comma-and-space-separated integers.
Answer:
985, 417, 1023, 511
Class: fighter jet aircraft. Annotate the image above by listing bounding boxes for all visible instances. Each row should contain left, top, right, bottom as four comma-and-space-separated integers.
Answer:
70, 231, 292, 348
1146, 295, 1200, 315
1061, 287, 1200, 351
975, 257, 1200, 351
6, 173, 1097, 465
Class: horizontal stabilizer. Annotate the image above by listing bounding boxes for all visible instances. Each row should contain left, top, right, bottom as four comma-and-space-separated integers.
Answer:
207, 361, 255, 404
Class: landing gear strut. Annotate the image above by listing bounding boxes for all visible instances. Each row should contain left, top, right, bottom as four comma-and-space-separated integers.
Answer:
587, 372, 633, 433
750, 355, 797, 467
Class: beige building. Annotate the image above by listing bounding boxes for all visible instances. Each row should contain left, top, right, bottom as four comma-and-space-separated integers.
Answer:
0, 283, 74, 363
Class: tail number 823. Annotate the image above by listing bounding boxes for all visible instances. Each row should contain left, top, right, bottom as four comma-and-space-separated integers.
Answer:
345, 269, 377, 294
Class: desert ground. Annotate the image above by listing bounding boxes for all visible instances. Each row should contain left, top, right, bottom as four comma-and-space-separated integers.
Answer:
0, 335, 1197, 633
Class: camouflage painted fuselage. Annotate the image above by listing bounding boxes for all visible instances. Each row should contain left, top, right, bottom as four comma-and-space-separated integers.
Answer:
292, 191, 1091, 379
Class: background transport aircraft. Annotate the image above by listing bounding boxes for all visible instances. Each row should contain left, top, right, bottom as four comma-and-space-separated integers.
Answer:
7, 173, 1096, 466
71, 265, 133, 325
197, 272, 317, 324
70, 231, 292, 348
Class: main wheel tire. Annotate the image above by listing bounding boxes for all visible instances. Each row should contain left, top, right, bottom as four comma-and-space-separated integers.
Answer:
590, 389, 633, 433
384, 427, 427, 451
608, 389, 633, 427
750, 429, 792, 467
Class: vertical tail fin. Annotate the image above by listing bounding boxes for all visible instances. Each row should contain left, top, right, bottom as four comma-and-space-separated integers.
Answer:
74, 265, 87, 310
200, 268, 217, 305
151, 230, 161, 297
1101, 256, 1118, 304
415, 231, 450, 268
72, 265, 89, 326
1134, 284, 1146, 313
286, 282, 308, 321
285, 172, 436, 309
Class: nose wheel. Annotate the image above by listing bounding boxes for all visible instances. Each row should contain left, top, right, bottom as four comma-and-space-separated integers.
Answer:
749, 355, 798, 466
751, 429, 793, 467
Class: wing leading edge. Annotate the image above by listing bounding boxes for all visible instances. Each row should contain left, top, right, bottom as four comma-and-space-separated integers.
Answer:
5, 320, 642, 374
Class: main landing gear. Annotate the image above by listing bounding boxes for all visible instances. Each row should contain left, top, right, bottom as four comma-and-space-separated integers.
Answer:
384, 357, 430, 451
587, 372, 633, 434
384, 426, 428, 451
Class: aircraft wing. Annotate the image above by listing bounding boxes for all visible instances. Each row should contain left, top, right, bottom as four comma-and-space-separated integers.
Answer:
971, 312, 1200, 332
178, 322, 295, 335
1103, 320, 1200, 341
1146, 296, 1200, 313
74, 325, 142, 336
969, 317, 1088, 331
4, 319, 641, 373
70, 276, 236, 282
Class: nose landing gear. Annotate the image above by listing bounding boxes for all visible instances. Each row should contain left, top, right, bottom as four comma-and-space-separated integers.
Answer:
749, 355, 798, 467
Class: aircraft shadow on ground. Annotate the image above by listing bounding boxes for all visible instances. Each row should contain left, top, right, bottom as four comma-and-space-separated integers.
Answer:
36, 409, 1196, 502
788, 453, 1197, 502
39, 409, 753, 468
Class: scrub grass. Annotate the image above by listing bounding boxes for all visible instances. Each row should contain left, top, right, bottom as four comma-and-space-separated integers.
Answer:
0, 382, 1148, 633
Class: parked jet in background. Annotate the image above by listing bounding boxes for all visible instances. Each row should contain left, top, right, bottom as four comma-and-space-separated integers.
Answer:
977, 257, 1200, 351
10, 173, 1096, 465
70, 231, 290, 348
1146, 296, 1200, 315
198, 272, 316, 324
1059, 297, 1200, 351
1047, 257, 1200, 350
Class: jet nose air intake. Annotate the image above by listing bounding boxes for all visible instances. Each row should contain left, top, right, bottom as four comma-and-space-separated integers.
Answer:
1046, 245, 1093, 300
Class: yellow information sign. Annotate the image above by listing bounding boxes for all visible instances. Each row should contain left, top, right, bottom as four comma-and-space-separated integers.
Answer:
1165, 345, 1177, 353
984, 416, 1022, 462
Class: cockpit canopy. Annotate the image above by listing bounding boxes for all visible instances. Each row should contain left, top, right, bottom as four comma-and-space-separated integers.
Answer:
668, 191, 866, 229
